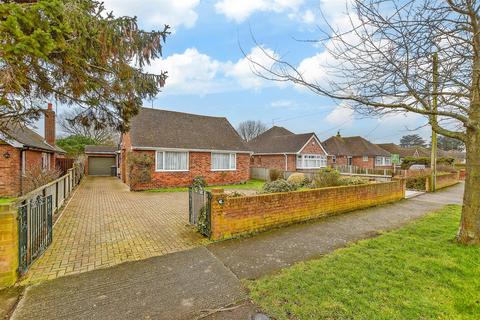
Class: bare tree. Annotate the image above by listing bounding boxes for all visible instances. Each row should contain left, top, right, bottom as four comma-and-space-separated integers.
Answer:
58, 107, 119, 144
248, 0, 480, 244
237, 120, 267, 142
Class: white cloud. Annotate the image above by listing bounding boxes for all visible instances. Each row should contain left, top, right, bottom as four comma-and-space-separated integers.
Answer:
102, 0, 200, 29
215, 0, 304, 23
147, 46, 281, 95
225, 47, 280, 90
147, 48, 224, 95
326, 105, 354, 125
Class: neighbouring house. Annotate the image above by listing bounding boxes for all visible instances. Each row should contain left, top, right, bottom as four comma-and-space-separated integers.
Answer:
378, 143, 467, 165
0, 103, 66, 196
323, 133, 392, 169
120, 108, 251, 190
84, 145, 119, 176
377, 143, 430, 164
248, 126, 328, 172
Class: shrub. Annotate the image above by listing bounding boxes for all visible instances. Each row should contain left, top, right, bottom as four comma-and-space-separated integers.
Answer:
269, 168, 283, 181
287, 173, 308, 187
406, 176, 427, 191
127, 152, 154, 188
312, 168, 342, 188
262, 179, 297, 193
340, 176, 369, 185
227, 191, 246, 198
22, 162, 62, 194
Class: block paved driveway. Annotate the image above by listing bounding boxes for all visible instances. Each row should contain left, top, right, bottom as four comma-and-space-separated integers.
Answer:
24, 177, 206, 284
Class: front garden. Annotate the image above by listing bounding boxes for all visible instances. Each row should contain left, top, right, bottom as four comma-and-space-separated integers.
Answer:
248, 205, 479, 319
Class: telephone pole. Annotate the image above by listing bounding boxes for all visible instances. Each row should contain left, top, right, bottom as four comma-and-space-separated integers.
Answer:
431, 52, 438, 192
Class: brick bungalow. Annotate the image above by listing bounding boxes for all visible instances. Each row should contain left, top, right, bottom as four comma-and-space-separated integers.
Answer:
378, 143, 466, 165
120, 108, 251, 190
249, 126, 328, 171
0, 103, 66, 196
323, 133, 392, 169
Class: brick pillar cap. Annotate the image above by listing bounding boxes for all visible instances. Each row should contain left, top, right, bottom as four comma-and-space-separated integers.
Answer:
48, 102, 53, 110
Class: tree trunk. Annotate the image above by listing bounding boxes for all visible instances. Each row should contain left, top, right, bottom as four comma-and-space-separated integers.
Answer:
457, 128, 480, 245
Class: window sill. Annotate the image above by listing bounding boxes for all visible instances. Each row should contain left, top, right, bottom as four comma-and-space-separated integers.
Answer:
211, 169, 237, 172
155, 170, 189, 172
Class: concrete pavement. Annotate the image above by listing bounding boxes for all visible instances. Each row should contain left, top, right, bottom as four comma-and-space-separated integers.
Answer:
11, 183, 464, 320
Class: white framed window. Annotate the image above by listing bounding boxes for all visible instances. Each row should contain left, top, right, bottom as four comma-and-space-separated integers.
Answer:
211, 153, 236, 171
332, 155, 336, 164
156, 151, 189, 171
41, 152, 50, 170
375, 156, 391, 166
363, 155, 369, 162
297, 154, 327, 169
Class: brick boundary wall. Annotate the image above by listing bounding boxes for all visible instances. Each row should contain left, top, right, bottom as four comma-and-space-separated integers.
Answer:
426, 171, 460, 192
209, 179, 406, 240
0, 203, 18, 289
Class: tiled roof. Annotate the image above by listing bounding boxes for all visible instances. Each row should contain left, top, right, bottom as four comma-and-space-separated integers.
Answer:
1, 122, 58, 152
377, 143, 430, 158
323, 136, 391, 157
129, 108, 250, 152
84, 145, 118, 154
248, 126, 317, 154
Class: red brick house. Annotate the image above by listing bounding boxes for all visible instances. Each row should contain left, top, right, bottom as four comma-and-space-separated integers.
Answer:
120, 108, 251, 190
323, 134, 392, 169
249, 126, 328, 171
0, 103, 66, 196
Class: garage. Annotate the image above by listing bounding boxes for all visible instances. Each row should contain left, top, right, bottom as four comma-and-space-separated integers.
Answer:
84, 145, 118, 176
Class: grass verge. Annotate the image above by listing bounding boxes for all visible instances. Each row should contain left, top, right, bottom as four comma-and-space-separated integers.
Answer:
0, 197, 14, 204
248, 205, 480, 319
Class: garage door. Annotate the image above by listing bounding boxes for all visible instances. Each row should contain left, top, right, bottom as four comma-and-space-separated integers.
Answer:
88, 157, 116, 176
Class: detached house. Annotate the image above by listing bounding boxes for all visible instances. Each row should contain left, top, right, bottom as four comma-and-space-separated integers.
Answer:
120, 108, 251, 190
0, 103, 65, 196
249, 126, 328, 171
323, 134, 392, 169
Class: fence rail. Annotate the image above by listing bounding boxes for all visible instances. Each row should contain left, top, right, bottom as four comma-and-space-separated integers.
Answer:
17, 164, 84, 216
16, 164, 84, 274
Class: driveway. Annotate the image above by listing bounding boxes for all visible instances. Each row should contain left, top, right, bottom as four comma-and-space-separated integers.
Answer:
24, 177, 206, 284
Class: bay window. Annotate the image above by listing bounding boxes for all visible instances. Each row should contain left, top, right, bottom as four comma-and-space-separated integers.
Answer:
212, 153, 236, 171
156, 151, 188, 171
297, 154, 327, 169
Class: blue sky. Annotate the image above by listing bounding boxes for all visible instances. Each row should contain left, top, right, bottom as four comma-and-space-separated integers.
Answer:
44, 0, 431, 143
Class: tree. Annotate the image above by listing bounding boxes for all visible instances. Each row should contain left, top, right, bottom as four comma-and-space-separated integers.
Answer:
249, 0, 480, 244
0, 0, 169, 134
437, 135, 465, 151
56, 135, 97, 157
400, 135, 427, 148
237, 120, 267, 142
58, 107, 119, 144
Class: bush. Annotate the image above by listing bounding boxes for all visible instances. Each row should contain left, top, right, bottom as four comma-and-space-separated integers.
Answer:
262, 179, 298, 193
340, 176, 369, 185
227, 191, 246, 198
312, 168, 342, 188
22, 162, 62, 194
269, 169, 283, 181
127, 152, 154, 188
406, 176, 427, 191
287, 173, 309, 187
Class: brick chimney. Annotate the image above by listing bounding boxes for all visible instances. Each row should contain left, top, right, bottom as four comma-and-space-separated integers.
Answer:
44, 103, 56, 146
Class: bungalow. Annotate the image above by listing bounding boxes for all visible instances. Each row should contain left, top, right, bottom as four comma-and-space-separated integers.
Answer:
120, 108, 251, 190
248, 126, 328, 171
0, 103, 66, 196
377, 143, 430, 163
323, 133, 392, 169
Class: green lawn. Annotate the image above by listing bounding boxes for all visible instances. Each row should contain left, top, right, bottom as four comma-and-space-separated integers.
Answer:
0, 198, 14, 204
248, 205, 480, 320
145, 179, 265, 193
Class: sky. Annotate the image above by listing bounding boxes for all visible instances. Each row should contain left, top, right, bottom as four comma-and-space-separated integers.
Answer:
40, 0, 432, 144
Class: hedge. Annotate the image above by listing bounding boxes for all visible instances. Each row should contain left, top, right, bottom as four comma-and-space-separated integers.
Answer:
401, 157, 455, 169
